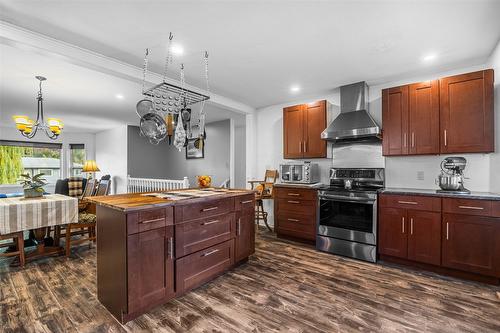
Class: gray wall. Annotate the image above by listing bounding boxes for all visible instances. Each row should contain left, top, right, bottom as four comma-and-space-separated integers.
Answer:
234, 125, 246, 188
127, 119, 231, 187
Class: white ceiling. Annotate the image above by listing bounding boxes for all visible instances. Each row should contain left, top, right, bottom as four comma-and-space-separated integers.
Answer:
1, 0, 500, 130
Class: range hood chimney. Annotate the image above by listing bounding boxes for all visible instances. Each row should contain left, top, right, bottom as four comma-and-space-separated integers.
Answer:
321, 81, 381, 143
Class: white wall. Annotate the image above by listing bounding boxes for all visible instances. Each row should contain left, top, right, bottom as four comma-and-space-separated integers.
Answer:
0, 126, 96, 193
251, 62, 498, 195
488, 39, 500, 193
95, 125, 128, 194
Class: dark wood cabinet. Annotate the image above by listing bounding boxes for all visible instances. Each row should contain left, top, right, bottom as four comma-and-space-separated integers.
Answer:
442, 213, 500, 277
378, 207, 407, 258
283, 100, 327, 159
379, 195, 441, 265
408, 80, 440, 155
382, 69, 494, 156
440, 69, 494, 153
382, 86, 408, 156
407, 210, 441, 266
274, 187, 317, 242
235, 211, 255, 262
95, 192, 256, 324
127, 226, 174, 315
379, 194, 500, 283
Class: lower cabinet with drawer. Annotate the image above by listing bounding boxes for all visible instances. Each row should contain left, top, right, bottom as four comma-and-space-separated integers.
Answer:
274, 187, 317, 242
96, 193, 256, 324
378, 193, 500, 284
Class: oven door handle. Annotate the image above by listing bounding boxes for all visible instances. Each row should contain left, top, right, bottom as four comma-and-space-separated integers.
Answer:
319, 194, 375, 204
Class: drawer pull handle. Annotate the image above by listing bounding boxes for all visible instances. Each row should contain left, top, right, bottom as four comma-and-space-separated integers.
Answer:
287, 218, 299, 222
202, 206, 218, 212
458, 205, 484, 210
139, 218, 164, 224
202, 249, 219, 257
241, 200, 253, 204
288, 193, 300, 196
402, 217, 405, 234
398, 201, 418, 205
202, 219, 220, 225
287, 200, 300, 204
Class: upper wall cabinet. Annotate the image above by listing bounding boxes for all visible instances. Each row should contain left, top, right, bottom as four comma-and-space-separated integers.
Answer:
283, 100, 327, 159
440, 69, 494, 154
382, 69, 494, 156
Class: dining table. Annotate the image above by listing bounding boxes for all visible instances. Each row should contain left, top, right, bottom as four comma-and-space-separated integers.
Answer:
0, 194, 78, 263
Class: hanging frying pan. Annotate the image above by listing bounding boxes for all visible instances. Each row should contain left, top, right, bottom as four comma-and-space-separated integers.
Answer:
139, 112, 167, 143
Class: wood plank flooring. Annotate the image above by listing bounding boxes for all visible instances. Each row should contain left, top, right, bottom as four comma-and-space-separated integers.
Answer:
1, 231, 499, 333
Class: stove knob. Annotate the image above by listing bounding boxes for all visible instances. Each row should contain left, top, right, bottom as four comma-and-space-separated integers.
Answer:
305, 171, 309, 175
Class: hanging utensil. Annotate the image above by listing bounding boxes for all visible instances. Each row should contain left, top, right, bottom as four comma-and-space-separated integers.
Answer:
139, 112, 167, 143
166, 113, 174, 144
173, 112, 186, 151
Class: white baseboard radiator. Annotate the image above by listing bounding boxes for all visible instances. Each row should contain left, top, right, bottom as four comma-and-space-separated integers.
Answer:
127, 175, 190, 193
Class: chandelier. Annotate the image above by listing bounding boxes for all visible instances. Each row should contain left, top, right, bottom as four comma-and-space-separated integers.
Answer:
12, 76, 63, 140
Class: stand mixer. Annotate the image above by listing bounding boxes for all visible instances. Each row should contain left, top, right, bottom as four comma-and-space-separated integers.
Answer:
436, 157, 470, 194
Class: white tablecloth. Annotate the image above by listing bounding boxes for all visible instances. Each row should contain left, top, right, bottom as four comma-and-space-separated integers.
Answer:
0, 194, 78, 235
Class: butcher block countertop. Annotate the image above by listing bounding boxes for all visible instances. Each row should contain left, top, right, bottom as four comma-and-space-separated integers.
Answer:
87, 188, 255, 212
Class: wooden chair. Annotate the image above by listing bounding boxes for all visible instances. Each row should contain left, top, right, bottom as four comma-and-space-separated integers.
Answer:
62, 179, 111, 257
248, 170, 278, 232
0, 232, 25, 267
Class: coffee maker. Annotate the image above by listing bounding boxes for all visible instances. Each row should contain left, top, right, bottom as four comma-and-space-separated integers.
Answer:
436, 157, 470, 194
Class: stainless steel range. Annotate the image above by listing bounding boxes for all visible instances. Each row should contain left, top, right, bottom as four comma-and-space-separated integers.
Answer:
317, 168, 385, 263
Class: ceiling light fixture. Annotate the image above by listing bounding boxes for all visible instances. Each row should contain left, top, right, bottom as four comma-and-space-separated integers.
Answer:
12, 76, 63, 140
290, 85, 301, 93
422, 53, 437, 62
115, 94, 124, 100
171, 44, 184, 56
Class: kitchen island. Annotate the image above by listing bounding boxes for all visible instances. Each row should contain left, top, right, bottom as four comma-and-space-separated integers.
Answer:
88, 188, 255, 324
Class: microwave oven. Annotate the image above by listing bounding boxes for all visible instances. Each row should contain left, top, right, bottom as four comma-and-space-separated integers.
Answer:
279, 162, 319, 184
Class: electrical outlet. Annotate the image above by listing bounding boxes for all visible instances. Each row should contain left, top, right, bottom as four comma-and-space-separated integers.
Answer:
417, 171, 425, 181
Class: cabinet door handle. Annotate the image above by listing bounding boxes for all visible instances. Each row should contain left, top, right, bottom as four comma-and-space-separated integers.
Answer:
458, 205, 484, 210
402, 217, 405, 234
287, 218, 299, 222
167, 237, 174, 259
410, 218, 413, 235
287, 200, 300, 204
202, 249, 219, 257
398, 201, 418, 205
202, 219, 220, 225
446, 222, 449, 240
241, 200, 253, 204
139, 218, 164, 224
403, 133, 407, 147
411, 132, 415, 148
299, 142, 302, 153
304, 141, 308, 152
444, 130, 447, 147
287, 193, 300, 196
202, 206, 218, 212
237, 218, 241, 235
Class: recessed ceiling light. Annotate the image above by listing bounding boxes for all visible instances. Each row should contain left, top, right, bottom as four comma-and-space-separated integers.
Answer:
422, 53, 437, 62
115, 94, 124, 100
171, 44, 184, 56
290, 85, 301, 93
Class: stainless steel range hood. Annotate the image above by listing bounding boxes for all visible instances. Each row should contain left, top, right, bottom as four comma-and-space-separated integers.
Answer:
321, 81, 381, 142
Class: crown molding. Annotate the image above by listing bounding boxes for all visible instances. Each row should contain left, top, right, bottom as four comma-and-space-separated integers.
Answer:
0, 21, 255, 114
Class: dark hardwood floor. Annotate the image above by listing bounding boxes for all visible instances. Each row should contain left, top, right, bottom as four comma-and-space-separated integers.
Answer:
1, 230, 499, 333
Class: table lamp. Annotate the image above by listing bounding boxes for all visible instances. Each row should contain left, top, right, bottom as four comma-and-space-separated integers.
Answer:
82, 160, 100, 179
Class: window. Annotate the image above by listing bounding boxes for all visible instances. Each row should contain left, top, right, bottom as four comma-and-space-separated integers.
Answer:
0, 140, 62, 191
70, 144, 85, 177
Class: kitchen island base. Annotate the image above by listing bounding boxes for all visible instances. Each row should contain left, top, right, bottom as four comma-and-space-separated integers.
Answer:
93, 191, 255, 324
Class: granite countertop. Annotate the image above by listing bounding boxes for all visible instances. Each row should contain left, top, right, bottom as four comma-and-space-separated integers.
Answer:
87, 188, 255, 212
380, 187, 500, 201
274, 182, 325, 189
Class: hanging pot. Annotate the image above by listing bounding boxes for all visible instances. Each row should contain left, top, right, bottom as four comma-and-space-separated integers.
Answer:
136, 99, 154, 118
139, 112, 167, 143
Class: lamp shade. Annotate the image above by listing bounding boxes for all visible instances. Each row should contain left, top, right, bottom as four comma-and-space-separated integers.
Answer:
82, 160, 100, 172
